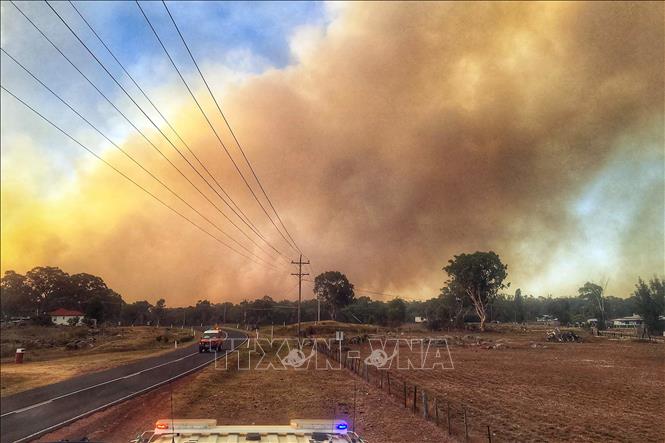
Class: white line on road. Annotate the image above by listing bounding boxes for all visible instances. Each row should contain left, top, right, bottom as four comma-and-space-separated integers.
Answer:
0, 350, 199, 418
11, 335, 246, 443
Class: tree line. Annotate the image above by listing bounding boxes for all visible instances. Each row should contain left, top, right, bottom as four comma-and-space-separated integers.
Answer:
1, 253, 663, 334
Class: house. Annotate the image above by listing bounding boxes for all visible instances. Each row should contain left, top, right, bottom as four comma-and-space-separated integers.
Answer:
48, 308, 84, 326
611, 314, 643, 328
586, 318, 599, 327
414, 316, 427, 323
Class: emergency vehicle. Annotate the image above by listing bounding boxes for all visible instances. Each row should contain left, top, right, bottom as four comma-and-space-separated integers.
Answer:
132, 418, 366, 442
198, 329, 225, 352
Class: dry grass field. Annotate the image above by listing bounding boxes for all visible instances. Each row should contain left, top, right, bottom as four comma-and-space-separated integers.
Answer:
0, 326, 195, 396
344, 327, 665, 442
37, 347, 453, 443
30, 324, 665, 442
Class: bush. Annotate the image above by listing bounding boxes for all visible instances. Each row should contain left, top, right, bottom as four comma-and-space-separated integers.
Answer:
31, 314, 52, 326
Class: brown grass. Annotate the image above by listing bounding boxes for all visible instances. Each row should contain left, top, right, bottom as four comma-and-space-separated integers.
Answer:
37, 345, 454, 443
347, 328, 665, 442
0, 326, 195, 397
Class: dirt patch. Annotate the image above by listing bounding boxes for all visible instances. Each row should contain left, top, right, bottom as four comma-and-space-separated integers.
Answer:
345, 330, 665, 442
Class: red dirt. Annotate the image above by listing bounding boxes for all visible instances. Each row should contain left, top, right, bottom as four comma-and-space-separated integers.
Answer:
347, 330, 665, 442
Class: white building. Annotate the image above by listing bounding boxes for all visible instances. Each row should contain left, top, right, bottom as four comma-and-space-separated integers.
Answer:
414, 316, 427, 323
48, 308, 84, 326
611, 314, 643, 328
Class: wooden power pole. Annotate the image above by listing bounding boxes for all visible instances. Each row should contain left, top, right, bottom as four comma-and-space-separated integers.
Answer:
291, 254, 310, 338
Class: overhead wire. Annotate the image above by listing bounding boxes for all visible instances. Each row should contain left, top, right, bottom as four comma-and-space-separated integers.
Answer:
0, 85, 279, 272
41, 1, 290, 265
135, 0, 300, 256
11, 0, 285, 267
0, 47, 275, 268
66, 1, 285, 260
161, 0, 303, 255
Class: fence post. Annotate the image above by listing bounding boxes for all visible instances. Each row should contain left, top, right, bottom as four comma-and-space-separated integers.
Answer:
487, 425, 492, 443
435, 398, 439, 426
464, 408, 469, 442
387, 372, 391, 395
447, 402, 451, 435
413, 385, 417, 413
422, 390, 428, 419
403, 382, 407, 408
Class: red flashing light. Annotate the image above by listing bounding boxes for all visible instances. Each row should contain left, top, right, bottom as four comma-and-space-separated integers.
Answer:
156, 422, 169, 430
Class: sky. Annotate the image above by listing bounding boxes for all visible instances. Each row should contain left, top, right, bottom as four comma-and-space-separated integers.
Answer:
1, 1, 663, 306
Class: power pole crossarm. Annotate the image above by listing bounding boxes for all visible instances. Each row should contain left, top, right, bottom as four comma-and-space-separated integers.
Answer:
291, 254, 310, 339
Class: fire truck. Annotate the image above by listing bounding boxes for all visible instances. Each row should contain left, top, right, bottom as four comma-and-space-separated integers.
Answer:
132, 418, 366, 442
198, 329, 225, 352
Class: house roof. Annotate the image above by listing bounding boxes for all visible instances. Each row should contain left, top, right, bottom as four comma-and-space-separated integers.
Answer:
48, 308, 84, 317
611, 314, 643, 322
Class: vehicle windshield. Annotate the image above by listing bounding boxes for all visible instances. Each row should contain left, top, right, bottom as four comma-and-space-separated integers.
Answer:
202, 333, 216, 339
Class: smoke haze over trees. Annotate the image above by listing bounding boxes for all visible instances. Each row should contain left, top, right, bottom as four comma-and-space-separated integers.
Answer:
2, 266, 662, 333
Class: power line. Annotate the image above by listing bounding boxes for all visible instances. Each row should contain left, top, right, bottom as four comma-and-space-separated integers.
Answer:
11, 1, 282, 267
354, 288, 412, 300
66, 1, 287, 262
135, 0, 299, 255
0, 85, 278, 272
162, 1, 302, 255
161, 0, 303, 255
0, 47, 274, 269
43, 0, 290, 264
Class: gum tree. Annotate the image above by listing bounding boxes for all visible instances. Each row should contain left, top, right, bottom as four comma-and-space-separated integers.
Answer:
443, 251, 509, 331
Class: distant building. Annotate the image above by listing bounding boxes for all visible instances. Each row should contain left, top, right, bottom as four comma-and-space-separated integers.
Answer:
48, 308, 84, 326
414, 316, 427, 323
536, 315, 559, 325
611, 314, 643, 328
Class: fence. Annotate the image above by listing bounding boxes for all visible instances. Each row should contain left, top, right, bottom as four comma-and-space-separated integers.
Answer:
598, 329, 664, 342
318, 344, 498, 442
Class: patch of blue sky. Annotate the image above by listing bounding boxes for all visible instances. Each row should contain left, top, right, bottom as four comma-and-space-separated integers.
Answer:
1, 1, 328, 190
72, 1, 328, 72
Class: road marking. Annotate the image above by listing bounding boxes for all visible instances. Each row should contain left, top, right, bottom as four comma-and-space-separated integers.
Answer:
11, 334, 247, 443
0, 350, 199, 417
8, 400, 53, 415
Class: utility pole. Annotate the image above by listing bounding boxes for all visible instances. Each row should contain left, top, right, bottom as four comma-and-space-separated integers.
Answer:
291, 254, 310, 338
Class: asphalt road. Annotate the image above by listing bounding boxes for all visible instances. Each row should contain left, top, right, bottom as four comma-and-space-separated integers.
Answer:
0, 328, 247, 443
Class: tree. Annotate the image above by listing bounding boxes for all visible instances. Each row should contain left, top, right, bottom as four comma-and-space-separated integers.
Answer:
514, 288, 525, 323
121, 300, 152, 325
443, 251, 509, 331
194, 300, 213, 325
578, 282, 606, 329
0, 271, 37, 317
386, 298, 407, 325
313, 271, 355, 320
153, 298, 166, 326
85, 296, 105, 323
632, 277, 665, 336
25, 267, 70, 313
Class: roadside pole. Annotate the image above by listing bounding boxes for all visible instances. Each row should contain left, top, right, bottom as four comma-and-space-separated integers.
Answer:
291, 254, 310, 338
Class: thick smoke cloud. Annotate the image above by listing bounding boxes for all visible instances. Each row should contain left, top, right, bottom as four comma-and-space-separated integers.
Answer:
1, 2, 663, 304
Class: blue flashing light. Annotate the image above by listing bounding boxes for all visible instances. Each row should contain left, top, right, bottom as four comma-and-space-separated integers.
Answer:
336, 423, 348, 430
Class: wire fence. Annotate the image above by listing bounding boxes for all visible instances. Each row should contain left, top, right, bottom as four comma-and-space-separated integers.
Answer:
319, 344, 498, 443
